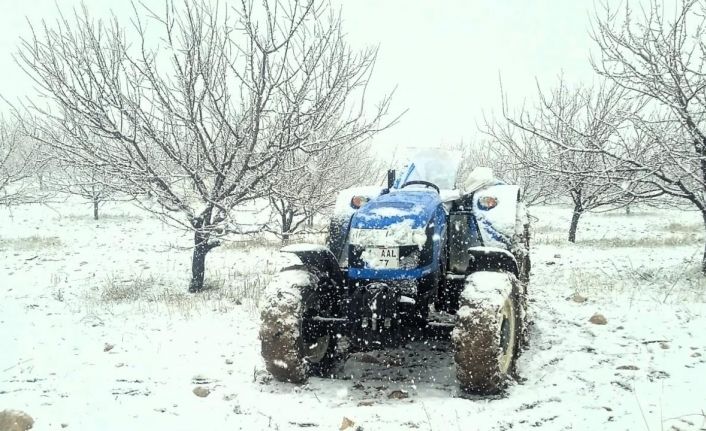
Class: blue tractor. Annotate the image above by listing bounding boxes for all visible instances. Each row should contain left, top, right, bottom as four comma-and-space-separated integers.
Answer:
259, 151, 531, 394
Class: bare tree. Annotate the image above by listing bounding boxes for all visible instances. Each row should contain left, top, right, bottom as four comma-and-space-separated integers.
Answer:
0, 118, 43, 206
266, 142, 381, 242
590, 0, 706, 271
17, 0, 392, 292
47, 160, 112, 220
486, 79, 639, 242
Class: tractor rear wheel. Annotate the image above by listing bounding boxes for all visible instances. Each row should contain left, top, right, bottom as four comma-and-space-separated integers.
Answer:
259, 267, 342, 383
452, 271, 522, 394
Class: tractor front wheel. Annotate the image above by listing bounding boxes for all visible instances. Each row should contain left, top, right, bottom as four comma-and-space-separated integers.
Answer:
452, 271, 522, 394
259, 267, 342, 383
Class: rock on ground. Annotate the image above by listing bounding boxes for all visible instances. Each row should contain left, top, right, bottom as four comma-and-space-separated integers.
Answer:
192, 386, 211, 398
0, 410, 34, 431
589, 313, 607, 325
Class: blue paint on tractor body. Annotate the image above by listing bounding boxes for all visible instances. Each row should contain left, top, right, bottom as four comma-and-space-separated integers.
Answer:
348, 188, 446, 281
348, 266, 434, 280
476, 216, 510, 246
350, 190, 440, 230
338, 156, 520, 284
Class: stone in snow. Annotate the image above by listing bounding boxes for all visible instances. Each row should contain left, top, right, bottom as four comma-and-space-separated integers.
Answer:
589, 313, 607, 325
0, 410, 34, 431
193, 386, 211, 397
570, 293, 588, 303
388, 389, 409, 399
340, 417, 355, 430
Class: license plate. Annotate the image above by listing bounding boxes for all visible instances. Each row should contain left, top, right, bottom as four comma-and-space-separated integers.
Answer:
363, 247, 399, 269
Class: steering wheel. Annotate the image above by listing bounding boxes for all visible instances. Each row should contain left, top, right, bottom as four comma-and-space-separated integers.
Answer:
400, 180, 440, 194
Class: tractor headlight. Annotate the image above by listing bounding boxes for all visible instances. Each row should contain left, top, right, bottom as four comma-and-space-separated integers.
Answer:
478, 195, 498, 210
350, 195, 370, 209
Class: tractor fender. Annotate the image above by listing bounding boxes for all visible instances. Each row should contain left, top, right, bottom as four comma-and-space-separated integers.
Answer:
467, 246, 519, 278
280, 244, 346, 288
327, 215, 352, 265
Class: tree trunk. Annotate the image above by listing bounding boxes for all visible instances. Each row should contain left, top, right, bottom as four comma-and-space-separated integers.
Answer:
189, 207, 218, 293
568, 207, 583, 243
701, 211, 706, 274
189, 238, 209, 293
93, 199, 99, 220
281, 211, 292, 245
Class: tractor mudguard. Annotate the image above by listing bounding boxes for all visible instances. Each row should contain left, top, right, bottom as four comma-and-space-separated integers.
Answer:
327, 216, 352, 265
280, 244, 346, 288
467, 246, 519, 278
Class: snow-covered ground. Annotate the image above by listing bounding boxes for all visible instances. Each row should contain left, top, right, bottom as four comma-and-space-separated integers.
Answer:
1, 201, 705, 430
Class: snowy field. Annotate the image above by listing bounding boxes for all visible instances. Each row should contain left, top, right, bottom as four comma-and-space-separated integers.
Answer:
2, 201, 706, 431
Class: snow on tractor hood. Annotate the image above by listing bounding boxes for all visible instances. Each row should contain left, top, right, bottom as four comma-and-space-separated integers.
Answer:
351, 190, 440, 229
348, 190, 440, 247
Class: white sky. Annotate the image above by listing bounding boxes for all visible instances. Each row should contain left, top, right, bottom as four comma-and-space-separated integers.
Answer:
0, 0, 599, 159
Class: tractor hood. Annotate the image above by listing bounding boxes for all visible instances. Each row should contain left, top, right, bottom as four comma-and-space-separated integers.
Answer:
350, 190, 440, 230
